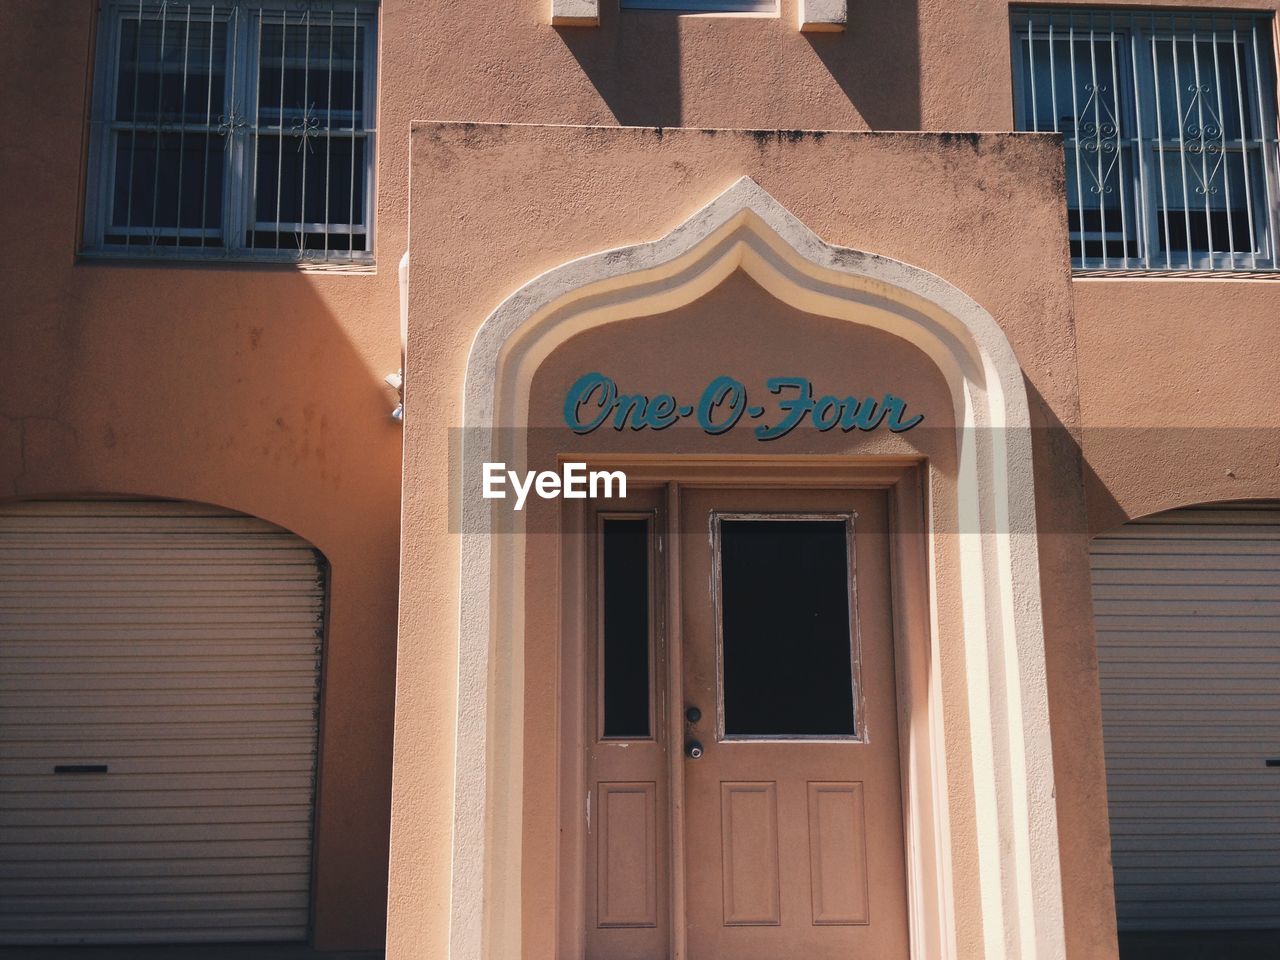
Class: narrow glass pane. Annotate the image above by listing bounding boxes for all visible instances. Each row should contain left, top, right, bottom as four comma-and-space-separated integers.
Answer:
601, 519, 650, 740
720, 519, 856, 737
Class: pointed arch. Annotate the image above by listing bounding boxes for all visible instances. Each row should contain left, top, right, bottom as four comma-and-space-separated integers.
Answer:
452, 177, 1066, 960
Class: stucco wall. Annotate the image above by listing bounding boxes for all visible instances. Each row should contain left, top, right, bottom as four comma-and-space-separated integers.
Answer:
1075, 280, 1280, 535
397, 122, 1108, 959
5, 0, 1280, 953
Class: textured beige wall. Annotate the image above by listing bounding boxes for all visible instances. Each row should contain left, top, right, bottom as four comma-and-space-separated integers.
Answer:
397, 123, 1108, 959
1075, 280, 1280, 535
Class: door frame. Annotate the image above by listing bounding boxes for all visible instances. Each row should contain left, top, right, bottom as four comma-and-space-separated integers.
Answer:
557, 458, 946, 960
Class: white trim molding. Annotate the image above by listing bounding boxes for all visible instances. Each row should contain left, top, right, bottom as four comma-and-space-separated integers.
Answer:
452, 177, 1067, 960
551, 0, 599, 26
799, 0, 845, 32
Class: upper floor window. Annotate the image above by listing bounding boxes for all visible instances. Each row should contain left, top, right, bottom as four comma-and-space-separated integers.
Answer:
1012, 9, 1280, 273
621, 1, 776, 11
84, 1, 377, 264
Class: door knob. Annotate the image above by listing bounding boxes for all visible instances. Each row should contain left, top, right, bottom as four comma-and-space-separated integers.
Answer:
685, 706, 701, 725
685, 739, 704, 760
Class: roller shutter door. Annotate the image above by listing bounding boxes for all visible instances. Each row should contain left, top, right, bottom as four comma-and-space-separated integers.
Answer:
0, 500, 324, 944
1091, 505, 1280, 931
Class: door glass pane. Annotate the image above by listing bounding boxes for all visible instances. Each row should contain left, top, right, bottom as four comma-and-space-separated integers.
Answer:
719, 519, 857, 737
601, 518, 650, 739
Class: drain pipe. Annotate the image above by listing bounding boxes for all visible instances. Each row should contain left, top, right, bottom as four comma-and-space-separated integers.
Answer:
386, 251, 408, 423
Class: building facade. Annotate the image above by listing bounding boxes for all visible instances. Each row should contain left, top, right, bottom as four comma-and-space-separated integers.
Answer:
2, 2, 1280, 959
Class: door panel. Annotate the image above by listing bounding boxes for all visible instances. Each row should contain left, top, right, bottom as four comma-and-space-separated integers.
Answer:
596, 781, 659, 928
719, 781, 781, 926
582, 489, 670, 960
680, 488, 909, 960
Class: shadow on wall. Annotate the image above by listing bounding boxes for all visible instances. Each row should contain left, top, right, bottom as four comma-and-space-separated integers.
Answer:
553, 2, 921, 130
807, 0, 921, 130
554, 6, 683, 127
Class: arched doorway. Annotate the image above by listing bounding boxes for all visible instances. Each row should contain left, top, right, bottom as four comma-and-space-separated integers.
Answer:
450, 177, 1067, 960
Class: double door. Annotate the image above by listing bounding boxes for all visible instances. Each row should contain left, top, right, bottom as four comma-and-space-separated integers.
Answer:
573, 484, 909, 960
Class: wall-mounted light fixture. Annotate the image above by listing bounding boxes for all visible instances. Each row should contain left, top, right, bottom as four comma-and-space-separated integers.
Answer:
387, 250, 409, 424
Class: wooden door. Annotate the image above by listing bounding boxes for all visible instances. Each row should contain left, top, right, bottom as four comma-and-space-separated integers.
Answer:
575, 484, 910, 960
679, 487, 910, 960
581, 487, 670, 960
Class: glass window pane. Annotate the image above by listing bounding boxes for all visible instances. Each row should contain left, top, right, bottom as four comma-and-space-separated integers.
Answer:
109, 132, 223, 241
1153, 38, 1252, 143
719, 519, 857, 738
601, 519, 651, 740
116, 15, 227, 124
258, 20, 367, 131
250, 134, 366, 249
1156, 149, 1258, 257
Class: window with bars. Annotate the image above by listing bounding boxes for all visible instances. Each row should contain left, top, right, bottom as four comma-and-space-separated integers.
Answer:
620, 1, 776, 11
84, 0, 377, 263
1012, 9, 1280, 272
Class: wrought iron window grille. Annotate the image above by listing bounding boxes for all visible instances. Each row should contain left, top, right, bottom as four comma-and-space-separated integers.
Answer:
84, 0, 378, 265
1012, 8, 1280, 273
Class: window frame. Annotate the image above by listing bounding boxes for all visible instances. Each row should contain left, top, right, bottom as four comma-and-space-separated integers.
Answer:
710, 511, 864, 744
83, 0, 379, 265
620, 0, 777, 13
1011, 8, 1280, 273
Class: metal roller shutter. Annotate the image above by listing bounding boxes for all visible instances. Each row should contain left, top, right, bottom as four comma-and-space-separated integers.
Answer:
1091, 505, 1280, 931
0, 500, 324, 944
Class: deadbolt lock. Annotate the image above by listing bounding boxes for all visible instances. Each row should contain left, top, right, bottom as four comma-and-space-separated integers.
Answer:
685, 739, 704, 760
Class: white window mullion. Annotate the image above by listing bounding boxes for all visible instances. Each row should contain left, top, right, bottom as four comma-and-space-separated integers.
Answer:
1249, 22, 1280, 265
362, 5, 378, 256
86, 9, 124, 249
223, 2, 248, 253
1129, 19, 1154, 266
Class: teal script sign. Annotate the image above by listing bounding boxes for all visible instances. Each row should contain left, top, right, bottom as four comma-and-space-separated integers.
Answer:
564, 373, 924, 441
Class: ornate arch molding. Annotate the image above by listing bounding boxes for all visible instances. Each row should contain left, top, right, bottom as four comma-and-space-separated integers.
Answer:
453, 177, 1066, 960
